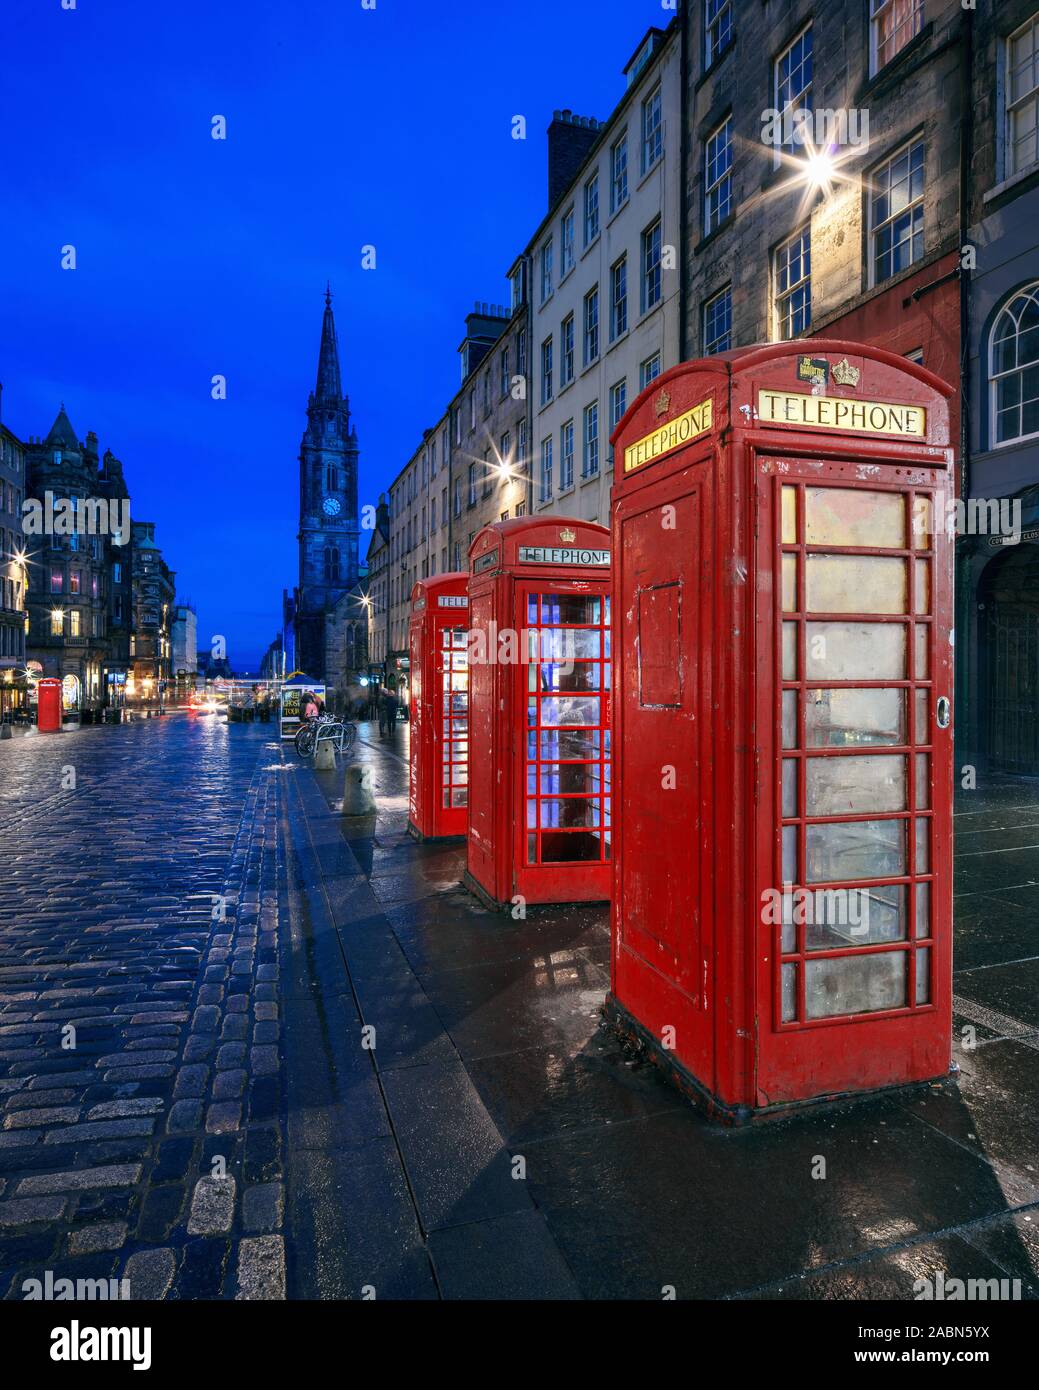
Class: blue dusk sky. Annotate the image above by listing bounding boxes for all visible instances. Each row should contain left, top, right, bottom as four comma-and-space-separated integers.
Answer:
0, 0, 670, 668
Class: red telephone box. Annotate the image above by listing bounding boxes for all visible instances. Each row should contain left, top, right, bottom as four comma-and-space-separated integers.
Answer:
37, 677, 62, 733
607, 340, 955, 1121
465, 517, 612, 910
408, 572, 470, 840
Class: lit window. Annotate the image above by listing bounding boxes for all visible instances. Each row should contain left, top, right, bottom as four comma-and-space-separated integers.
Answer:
584, 172, 600, 244
870, 0, 923, 76
705, 117, 733, 233
50, 609, 63, 636
561, 314, 575, 388
583, 402, 600, 478
51, 570, 63, 593
69, 572, 80, 594
774, 227, 812, 339
611, 134, 629, 211
990, 281, 1039, 446
560, 420, 575, 490
705, 0, 733, 68
610, 256, 628, 341
1008, 14, 1039, 177
70, 609, 80, 637
703, 286, 732, 355
870, 138, 924, 284
774, 26, 813, 159
642, 87, 663, 173
641, 220, 662, 312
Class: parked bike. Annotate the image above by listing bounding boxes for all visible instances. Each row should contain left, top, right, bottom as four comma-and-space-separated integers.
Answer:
294, 715, 357, 758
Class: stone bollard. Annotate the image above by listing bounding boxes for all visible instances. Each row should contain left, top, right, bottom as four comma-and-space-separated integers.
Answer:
313, 738, 337, 770
341, 764, 375, 816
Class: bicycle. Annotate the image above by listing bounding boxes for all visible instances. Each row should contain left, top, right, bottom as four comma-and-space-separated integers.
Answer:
295, 715, 357, 758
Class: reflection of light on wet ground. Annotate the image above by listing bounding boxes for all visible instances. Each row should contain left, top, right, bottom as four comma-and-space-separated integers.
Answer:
261, 764, 296, 772
860, 1216, 918, 1245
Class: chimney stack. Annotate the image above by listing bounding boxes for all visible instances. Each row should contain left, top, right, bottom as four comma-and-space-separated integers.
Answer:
547, 109, 601, 210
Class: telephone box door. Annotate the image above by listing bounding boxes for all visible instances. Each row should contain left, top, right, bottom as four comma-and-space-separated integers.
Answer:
517, 581, 612, 900
759, 460, 952, 1095
613, 460, 715, 1083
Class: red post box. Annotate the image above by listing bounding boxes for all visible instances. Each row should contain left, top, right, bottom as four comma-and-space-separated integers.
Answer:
408, 572, 470, 840
465, 517, 612, 910
607, 340, 955, 1121
37, 677, 63, 733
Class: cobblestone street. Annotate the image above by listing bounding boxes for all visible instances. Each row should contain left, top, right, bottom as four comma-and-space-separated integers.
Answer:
1, 715, 1038, 1301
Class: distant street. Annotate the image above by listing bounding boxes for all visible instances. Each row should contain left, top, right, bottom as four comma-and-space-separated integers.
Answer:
0, 716, 1037, 1299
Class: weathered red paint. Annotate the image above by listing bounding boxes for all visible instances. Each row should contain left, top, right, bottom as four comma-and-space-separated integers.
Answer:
408, 572, 470, 841
465, 516, 612, 911
608, 340, 955, 1120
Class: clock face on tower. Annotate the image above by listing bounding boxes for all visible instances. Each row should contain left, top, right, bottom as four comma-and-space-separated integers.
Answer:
322, 496, 341, 517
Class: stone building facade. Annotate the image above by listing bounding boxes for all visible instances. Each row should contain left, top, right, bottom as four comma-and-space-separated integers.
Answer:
365, 494, 390, 677
381, 302, 532, 696
23, 407, 121, 712
129, 521, 175, 706
447, 303, 531, 564
957, 0, 1039, 773
0, 397, 27, 717
525, 21, 683, 526
683, 0, 963, 434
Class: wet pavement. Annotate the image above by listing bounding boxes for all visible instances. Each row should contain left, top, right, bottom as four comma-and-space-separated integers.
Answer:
0, 715, 1037, 1299
287, 728, 1039, 1300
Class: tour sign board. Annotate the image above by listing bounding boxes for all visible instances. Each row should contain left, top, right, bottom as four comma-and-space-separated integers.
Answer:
465, 516, 613, 911
408, 572, 470, 840
607, 340, 955, 1122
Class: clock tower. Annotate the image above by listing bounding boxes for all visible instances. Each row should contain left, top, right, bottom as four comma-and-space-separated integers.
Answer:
292, 287, 361, 678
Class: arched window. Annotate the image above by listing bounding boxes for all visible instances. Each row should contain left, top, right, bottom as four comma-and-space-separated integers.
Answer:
991, 281, 1039, 446
324, 546, 340, 583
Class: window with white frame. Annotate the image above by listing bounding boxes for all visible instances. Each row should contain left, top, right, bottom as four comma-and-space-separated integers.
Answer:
584, 286, 600, 364
642, 86, 663, 173
584, 172, 600, 244
560, 420, 575, 490
705, 117, 733, 233
774, 25, 813, 159
640, 354, 662, 390
561, 314, 575, 388
611, 133, 629, 211
501, 431, 511, 470
642, 219, 662, 312
703, 285, 732, 354
583, 402, 600, 477
518, 419, 528, 471
990, 281, 1039, 446
468, 463, 477, 506
774, 226, 811, 339
541, 336, 554, 404
705, 0, 733, 68
870, 138, 924, 284
609, 379, 627, 430
540, 437, 553, 502
1007, 14, 1039, 178
561, 206, 575, 276
540, 240, 553, 302
870, 0, 923, 76
610, 256, 628, 340
499, 348, 509, 399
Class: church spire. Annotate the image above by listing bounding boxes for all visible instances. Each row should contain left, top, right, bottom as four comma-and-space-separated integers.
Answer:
314, 285, 342, 404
